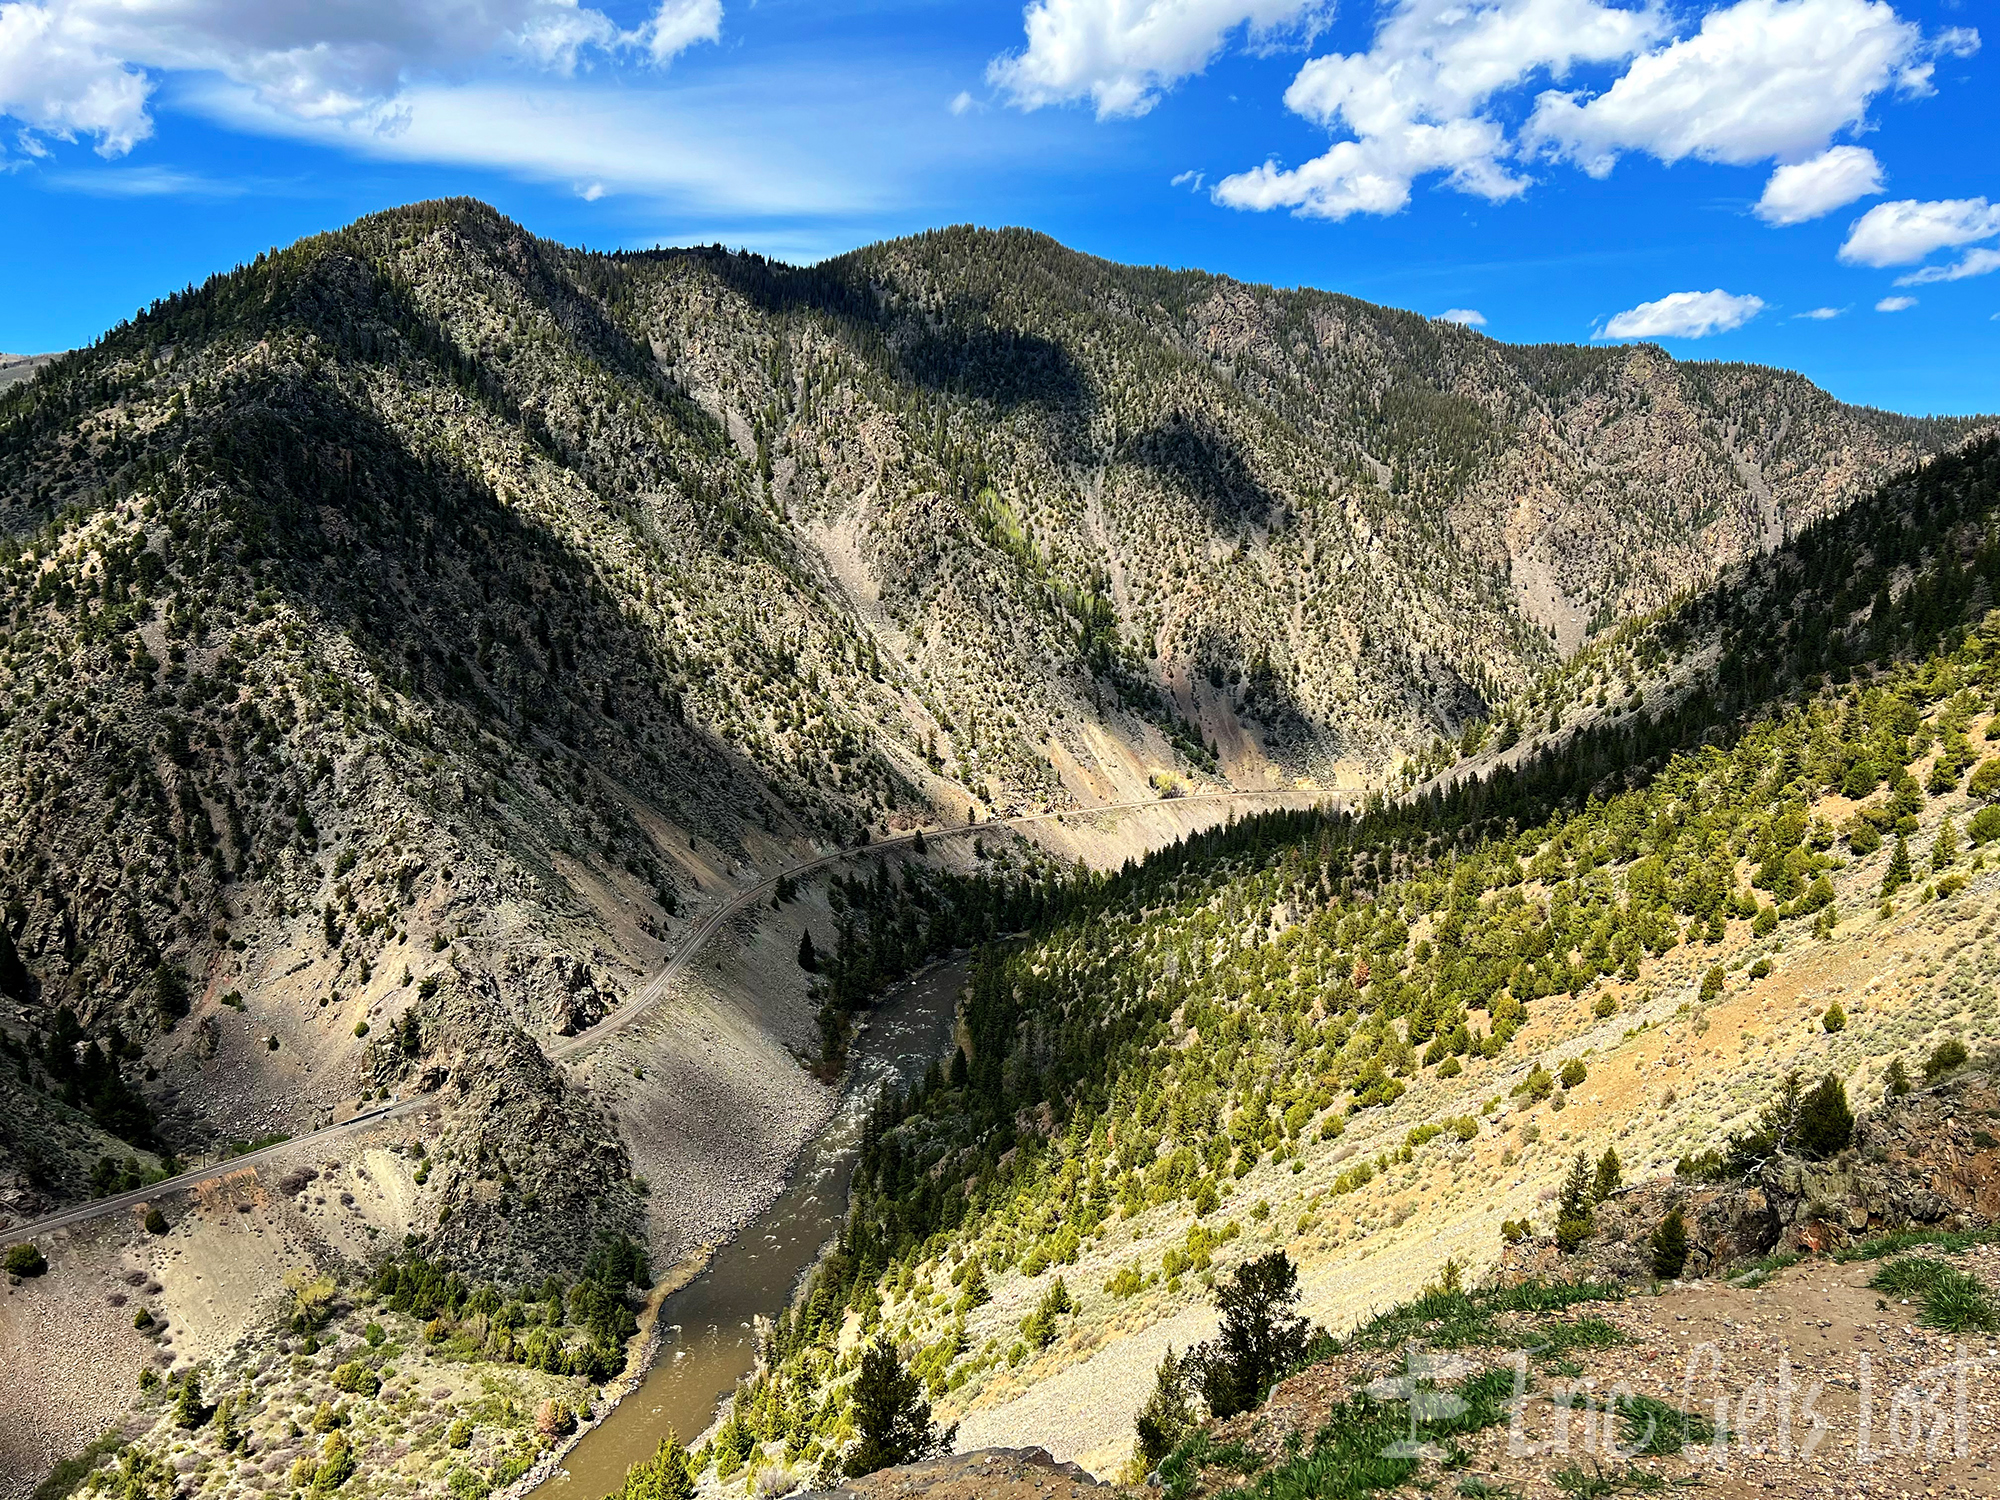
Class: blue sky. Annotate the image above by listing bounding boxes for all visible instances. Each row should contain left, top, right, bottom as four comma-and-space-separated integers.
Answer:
0, 0, 1994, 415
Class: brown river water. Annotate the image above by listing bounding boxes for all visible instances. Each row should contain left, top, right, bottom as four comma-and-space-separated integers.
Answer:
528, 958, 970, 1499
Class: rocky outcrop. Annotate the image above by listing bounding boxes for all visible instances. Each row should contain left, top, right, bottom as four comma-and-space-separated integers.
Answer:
1502, 1070, 2000, 1283
802, 1447, 1124, 1499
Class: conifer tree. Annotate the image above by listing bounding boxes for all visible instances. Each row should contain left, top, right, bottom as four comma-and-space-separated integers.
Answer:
613, 1435, 695, 1500
1592, 1146, 1622, 1204
1556, 1151, 1595, 1252
844, 1339, 948, 1477
1882, 834, 1913, 897
1134, 1347, 1197, 1471
173, 1372, 208, 1429
1650, 1208, 1689, 1280
1933, 817, 1959, 871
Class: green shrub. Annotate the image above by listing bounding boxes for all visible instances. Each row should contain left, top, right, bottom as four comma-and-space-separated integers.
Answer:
1797, 1075, 1855, 1158
1558, 1059, 1588, 1090
1885, 1057, 1914, 1096
330, 1361, 379, 1397
5, 1242, 47, 1277
1675, 1150, 1726, 1181
1822, 1002, 1847, 1033
313, 1430, 357, 1491
1926, 1039, 1970, 1081
143, 1207, 168, 1235
1105, 1263, 1146, 1298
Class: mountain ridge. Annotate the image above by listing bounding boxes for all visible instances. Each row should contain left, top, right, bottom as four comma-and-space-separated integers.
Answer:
0, 194, 1987, 1242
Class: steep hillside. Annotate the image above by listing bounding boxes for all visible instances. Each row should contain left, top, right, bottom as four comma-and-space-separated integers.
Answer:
0, 198, 1977, 1262
674, 437, 2000, 1486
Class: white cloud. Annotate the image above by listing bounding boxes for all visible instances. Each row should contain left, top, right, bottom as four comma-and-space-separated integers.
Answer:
1897, 246, 2000, 285
1528, 0, 1924, 176
1754, 144, 1883, 225
1171, 168, 1204, 190
644, 0, 720, 63
1215, 0, 1661, 218
949, 89, 975, 115
0, 0, 718, 157
1439, 308, 1487, 325
1193, 0, 1974, 224
1793, 305, 1844, 318
186, 77, 885, 216
988, 0, 1325, 120
1595, 288, 1764, 339
1839, 197, 2000, 267
1875, 295, 1916, 310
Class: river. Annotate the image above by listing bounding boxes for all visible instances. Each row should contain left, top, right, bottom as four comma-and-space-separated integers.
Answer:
529, 957, 970, 1499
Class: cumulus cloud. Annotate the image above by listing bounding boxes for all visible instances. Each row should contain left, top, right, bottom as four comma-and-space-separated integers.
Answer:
988, 0, 1325, 120
1527, 0, 1925, 176
1438, 308, 1487, 325
0, 0, 718, 156
1595, 288, 1764, 339
1026, 0, 1977, 224
1754, 144, 1883, 225
1875, 295, 1916, 310
1839, 197, 2000, 267
1213, 0, 1660, 218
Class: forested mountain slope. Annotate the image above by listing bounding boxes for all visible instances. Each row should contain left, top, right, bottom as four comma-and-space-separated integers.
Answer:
690, 436, 2000, 1484
0, 197, 1978, 1253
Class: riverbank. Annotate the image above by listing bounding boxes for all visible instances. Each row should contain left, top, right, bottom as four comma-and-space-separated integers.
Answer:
519, 956, 975, 1500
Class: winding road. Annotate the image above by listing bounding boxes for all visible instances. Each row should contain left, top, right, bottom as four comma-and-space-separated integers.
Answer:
5, 787, 1323, 1243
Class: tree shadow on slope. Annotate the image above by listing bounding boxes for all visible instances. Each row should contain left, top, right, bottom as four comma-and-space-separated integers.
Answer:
191, 358, 769, 864
628, 245, 1095, 417
1120, 408, 1281, 533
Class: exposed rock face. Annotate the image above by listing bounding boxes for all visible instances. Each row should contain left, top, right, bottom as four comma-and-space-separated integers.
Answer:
1503, 1071, 2000, 1284
802, 1446, 1123, 1499
390, 970, 640, 1278
505, 949, 617, 1036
